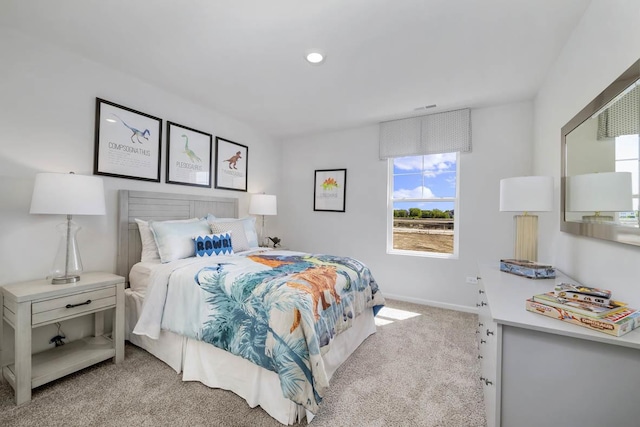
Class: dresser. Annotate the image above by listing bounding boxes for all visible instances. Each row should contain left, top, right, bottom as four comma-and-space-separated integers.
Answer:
1, 272, 125, 404
477, 263, 640, 427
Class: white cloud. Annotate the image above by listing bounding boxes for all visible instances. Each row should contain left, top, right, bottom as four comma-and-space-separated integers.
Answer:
393, 186, 436, 199
395, 153, 456, 177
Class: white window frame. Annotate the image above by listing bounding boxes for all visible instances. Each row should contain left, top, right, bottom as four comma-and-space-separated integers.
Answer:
386, 152, 460, 259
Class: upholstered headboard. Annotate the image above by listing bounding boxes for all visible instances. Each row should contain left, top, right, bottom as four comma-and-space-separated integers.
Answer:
117, 190, 239, 285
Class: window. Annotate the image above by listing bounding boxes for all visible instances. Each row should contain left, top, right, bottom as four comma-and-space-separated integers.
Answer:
388, 152, 459, 257
615, 134, 639, 225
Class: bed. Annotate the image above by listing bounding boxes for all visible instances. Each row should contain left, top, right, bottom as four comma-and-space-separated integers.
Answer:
117, 190, 384, 424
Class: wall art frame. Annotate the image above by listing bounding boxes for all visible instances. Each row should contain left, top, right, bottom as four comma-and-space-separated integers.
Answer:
314, 168, 347, 212
94, 98, 162, 182
166, 121, 212, 188
215, 137, 248, 192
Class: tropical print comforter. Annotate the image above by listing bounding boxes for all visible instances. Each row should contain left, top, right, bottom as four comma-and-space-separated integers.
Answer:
133, 250, 384, 414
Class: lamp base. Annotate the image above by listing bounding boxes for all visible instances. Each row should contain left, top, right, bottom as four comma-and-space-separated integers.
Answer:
581, 214, 614, 222
514, 214, 538, 262
51, 275, 81, 285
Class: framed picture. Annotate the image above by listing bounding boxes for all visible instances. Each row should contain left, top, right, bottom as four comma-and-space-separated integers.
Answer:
166, 121, 212, 187
215, 137, 248, 192
94, 98, 162, 182
314, 169, 347, 212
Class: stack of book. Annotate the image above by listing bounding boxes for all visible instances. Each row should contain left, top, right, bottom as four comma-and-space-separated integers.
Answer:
526, 283, 640, 337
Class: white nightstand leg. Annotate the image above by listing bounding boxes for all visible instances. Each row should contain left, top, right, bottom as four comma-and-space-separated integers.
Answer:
14, 301, 31, 404
94, 312, 105, 337
113, 282, 124, 363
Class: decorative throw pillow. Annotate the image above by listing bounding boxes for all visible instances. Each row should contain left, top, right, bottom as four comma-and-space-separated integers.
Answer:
207, 215, 259, 248
209, 220, 250, 252
150, 218, 211, 263
193, 232, 234, 257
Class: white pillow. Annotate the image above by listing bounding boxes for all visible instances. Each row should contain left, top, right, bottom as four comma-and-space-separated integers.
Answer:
149, 218, 211, 263
136, 218, 199, 262
135, 219, 160, 262
209, 220, 250, 252
207, 215, 259, 248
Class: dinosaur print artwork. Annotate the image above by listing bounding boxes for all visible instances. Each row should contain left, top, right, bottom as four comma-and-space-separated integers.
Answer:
223, 150, 242, 169
215, 137, 248, 191
112, 114, 151, 144
165, 121, 212, 187
182, 134, 202, 162
95, 98, 162, 182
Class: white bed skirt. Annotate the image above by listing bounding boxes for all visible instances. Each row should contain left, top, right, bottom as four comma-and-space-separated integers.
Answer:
125, 288, 377, 425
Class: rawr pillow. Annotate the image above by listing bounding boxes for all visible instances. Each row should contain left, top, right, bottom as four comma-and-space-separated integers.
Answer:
193, 232, 234, 257
149, 218, 211, 263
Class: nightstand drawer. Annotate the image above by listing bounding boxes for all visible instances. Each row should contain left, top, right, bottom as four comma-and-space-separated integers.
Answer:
32, 287, 116, 326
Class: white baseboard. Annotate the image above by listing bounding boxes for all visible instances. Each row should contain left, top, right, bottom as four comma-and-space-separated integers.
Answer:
382, 292, 478, 315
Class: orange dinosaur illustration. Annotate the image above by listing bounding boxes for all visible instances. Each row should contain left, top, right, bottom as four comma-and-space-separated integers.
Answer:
287, 266, 342, 332
223, 151, 242, 169
248, 255, 294, 269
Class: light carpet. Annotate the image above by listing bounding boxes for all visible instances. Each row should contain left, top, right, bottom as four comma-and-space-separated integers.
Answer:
0, 299, 485, 426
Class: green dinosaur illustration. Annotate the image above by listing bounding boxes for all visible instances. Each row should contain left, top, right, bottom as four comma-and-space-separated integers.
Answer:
182, 134, 201, 162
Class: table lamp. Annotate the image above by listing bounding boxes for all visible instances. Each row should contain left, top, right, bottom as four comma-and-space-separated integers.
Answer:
567, 172, 632, 222
500, 176, 553, 262
249, 194, 277, 247
30, 172, 106, 284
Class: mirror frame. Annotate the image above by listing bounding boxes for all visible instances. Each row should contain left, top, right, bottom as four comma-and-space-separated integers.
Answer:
561, 58, 640, 246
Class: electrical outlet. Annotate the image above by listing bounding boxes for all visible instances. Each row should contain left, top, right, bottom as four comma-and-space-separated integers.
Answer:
466, 276, 479, 285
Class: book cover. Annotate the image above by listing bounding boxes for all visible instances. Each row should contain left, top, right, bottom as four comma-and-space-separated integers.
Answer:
525, 299, 640, 337
553, 282, 612, 299
552, 290, 612, 306
532, 292, 626, 319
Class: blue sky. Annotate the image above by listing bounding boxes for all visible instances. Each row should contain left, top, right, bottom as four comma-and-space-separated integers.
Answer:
393, 153, 456, 211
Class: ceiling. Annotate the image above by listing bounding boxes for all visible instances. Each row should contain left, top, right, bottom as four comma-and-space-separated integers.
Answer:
1, 0, 591, 140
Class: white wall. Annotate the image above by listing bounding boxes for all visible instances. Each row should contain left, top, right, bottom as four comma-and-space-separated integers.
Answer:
0, 27, 280, 353
280, 101, 534, 309
534, 0, 640, 304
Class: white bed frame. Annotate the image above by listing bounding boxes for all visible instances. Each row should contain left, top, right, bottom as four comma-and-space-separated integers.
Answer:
117, 189, 377, 425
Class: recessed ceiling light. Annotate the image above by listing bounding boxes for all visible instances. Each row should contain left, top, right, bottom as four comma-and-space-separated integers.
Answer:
306, 52, 325, 65
105, 118, 117, 123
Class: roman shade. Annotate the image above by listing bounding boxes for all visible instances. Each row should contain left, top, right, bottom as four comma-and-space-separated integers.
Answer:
597, 84, 639, 139
379, 108, 471, 159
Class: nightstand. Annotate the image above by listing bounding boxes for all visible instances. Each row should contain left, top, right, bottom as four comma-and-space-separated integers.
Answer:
1, 272, 124, 404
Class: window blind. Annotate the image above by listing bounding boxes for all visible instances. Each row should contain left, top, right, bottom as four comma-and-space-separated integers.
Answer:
597, 85, 639, 140
379, 108, 471, 159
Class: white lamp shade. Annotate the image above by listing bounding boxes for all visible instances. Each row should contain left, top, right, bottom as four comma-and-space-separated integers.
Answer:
30, 173, 106, 215
249, 194, 277, 216
567, 172, 632, 212
500, 176, 553, 212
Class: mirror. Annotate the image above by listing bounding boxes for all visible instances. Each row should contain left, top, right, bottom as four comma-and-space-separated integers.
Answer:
561, 58, 640, 247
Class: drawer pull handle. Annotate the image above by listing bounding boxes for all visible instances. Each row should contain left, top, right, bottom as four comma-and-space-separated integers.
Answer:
478, 290, 485, 294
478, 322, 484, 327
480, 301, 487, 306
477, 355, 483, 359
484, 379, 493, 386
66, 299, 92, 309
486, 329, 494, 336
480, 339, 486, 344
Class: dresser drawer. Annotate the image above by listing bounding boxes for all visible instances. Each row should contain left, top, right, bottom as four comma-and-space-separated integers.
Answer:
32, 287, 116, 326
